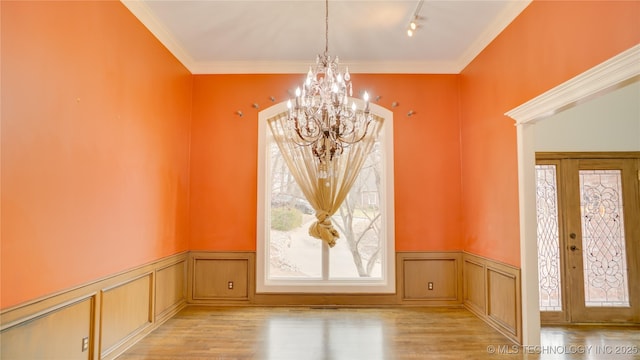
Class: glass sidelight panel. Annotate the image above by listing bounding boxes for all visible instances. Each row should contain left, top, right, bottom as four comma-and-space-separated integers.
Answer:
579, 170, 630, 307
535, 165, 563, 311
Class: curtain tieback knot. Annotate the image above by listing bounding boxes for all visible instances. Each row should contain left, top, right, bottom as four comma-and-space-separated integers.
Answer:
309, 211, 339, 248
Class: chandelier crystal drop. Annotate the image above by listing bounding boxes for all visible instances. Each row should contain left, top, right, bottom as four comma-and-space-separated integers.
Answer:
285, 0, 372, 179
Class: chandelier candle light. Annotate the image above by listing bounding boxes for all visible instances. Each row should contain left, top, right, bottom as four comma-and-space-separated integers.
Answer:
285, 0, 373, 179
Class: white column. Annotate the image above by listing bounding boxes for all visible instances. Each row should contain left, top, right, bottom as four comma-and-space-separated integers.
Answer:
516, 122, 541, 345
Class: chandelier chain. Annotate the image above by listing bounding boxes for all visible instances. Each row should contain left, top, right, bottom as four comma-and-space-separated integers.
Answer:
324, 0, 329, 56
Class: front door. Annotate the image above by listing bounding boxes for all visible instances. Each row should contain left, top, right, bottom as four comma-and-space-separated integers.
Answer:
536, 153, 640, 323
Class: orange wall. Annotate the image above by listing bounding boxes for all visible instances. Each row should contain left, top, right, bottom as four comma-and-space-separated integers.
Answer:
460, 0, 640, 266
1, 1, 192, 309
6, 0, 636, 310
189, 74, 462, 251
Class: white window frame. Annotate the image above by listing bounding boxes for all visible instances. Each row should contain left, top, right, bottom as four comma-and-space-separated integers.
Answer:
256, 100, 395, 293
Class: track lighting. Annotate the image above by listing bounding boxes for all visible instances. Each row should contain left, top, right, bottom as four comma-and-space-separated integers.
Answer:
406, 0, 424, 37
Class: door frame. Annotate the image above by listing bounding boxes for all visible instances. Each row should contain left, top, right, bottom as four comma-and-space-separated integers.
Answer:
505, 44, 640, 345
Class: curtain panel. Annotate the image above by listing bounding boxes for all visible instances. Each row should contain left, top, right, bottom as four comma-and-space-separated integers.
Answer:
267, 112, 384, 247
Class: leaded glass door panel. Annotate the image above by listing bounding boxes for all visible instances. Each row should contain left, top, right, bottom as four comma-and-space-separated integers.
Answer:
564, 158, 640, 323
535, 160, 568, 323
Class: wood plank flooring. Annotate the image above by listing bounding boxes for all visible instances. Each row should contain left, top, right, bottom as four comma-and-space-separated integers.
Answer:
117, 307, 640, 360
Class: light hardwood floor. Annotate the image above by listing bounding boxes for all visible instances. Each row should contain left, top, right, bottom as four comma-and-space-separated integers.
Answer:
117, 307, 640, 360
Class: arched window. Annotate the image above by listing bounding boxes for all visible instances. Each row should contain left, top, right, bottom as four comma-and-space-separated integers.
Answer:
256, 101, 395, 293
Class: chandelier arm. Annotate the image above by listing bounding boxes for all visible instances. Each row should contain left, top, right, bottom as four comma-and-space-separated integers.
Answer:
294, 126, 321, 143
303, 106, 323, 121
335, 118, 374, 145
291, 114, 322, 141
329, 108, 369, 140
293, 128, 321, 144
289, 130, 322, 147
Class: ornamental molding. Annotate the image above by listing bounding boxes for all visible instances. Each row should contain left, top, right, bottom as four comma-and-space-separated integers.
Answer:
506, 44, 640, 125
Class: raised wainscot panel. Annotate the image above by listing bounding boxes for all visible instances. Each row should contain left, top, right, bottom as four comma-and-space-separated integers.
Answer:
487, 268, 518, 335
193, 258, 249, 299
404, 259, 457, 300
0, 296, 95, 360
462, 252, 521, 344
100, 273, 153, 358
155, 260, 186, 320
463, 259, 485, 314
0, 252, 186, 360
397, 252, 462, 305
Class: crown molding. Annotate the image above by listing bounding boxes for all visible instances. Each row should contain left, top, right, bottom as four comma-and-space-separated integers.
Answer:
190, 60, 460, 75
456, 0, 531, 72
121, 0, 195, 71
505, 44, 640, 125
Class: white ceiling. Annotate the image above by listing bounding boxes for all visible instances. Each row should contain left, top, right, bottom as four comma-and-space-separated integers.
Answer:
122, 0, 531, 74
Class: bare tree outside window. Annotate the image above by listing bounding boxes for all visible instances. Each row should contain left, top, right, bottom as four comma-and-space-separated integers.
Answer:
333, 143, 382, 277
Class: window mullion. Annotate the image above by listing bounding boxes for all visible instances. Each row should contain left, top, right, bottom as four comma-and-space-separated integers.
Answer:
322, 242, 329, 280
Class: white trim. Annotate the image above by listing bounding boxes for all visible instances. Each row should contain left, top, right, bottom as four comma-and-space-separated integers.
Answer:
506, 44, 640, 125
120, 0, 196, 71
505, 44, 640, 346
455, 0, 532, 72
515, 123, 540, 346
256, 102, 395, 294
191, 60, 461, 75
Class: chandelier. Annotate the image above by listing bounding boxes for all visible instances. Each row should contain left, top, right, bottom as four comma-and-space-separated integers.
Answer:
286, 0, 372, 179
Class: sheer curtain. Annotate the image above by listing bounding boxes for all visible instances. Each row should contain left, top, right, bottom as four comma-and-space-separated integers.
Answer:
268, 112, 383, 247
